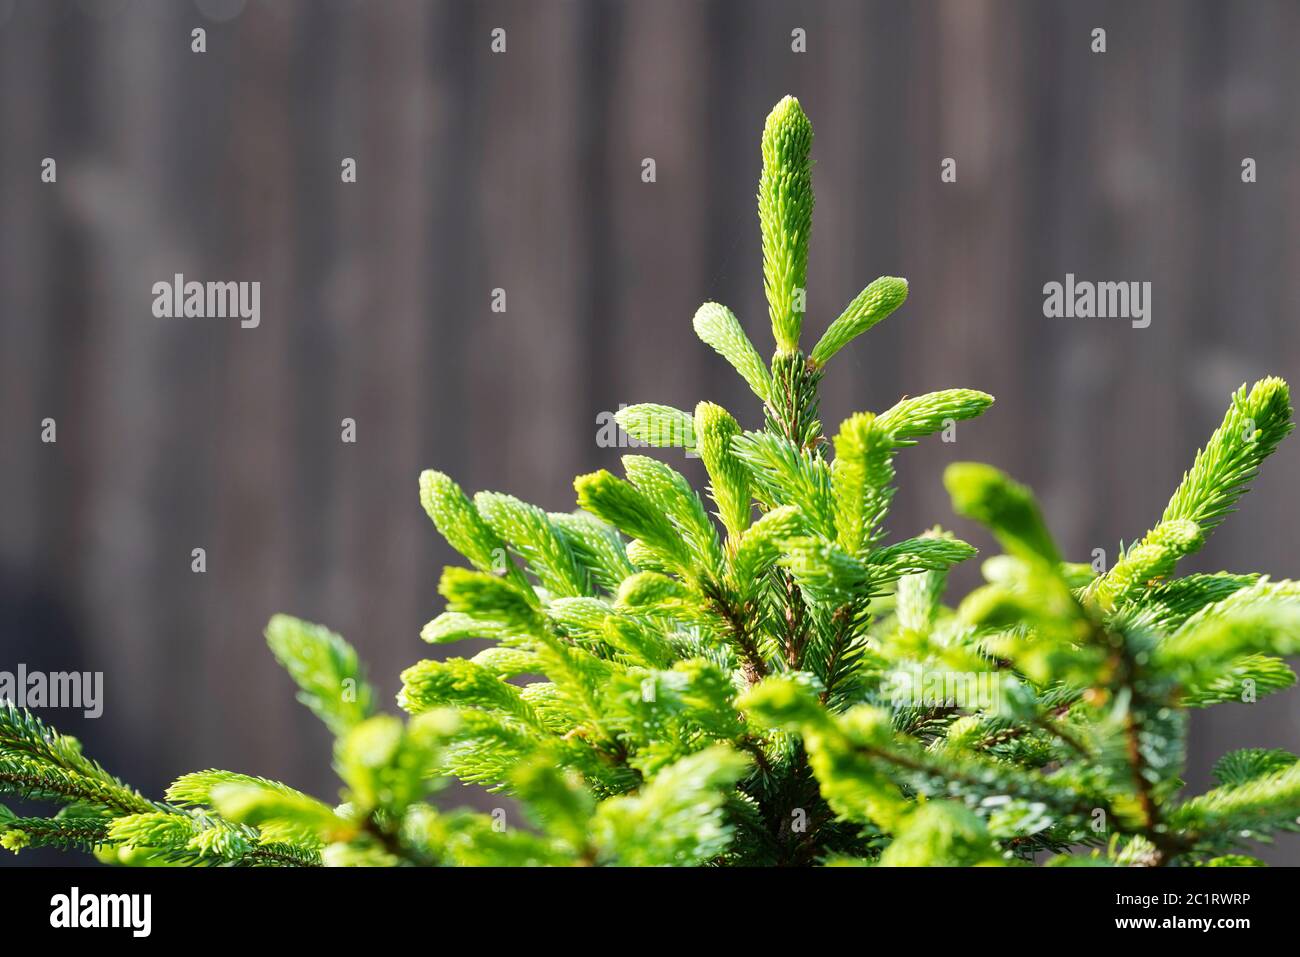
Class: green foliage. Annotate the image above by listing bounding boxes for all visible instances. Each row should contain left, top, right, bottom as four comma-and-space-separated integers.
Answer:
6, 96, 1299, 868
265, 615, 374, 736
590, 746, 751, 865
696, 402, 752, 540
945, 463, 1061, 565
692, 303, 771, 402
614, 403, 697, 451
760, 95, 814, 355
810, 277, 910, 367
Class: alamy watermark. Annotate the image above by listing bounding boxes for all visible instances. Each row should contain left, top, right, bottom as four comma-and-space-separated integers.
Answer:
596, 403, 698, 456
885, 665, 1006, 715
151, 273, 260, 328
50, 887, 151, 938
0, 665, 103, 718
1043, 273, 1151, 329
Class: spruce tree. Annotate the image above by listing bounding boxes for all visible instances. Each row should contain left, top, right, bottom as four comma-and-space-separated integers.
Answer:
3, 96, 1299, 867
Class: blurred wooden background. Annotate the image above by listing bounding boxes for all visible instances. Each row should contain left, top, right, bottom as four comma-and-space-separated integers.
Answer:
2, 0, 1299, 861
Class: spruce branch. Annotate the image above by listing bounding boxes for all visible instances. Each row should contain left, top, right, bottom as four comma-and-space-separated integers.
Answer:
759, 96, 814, 356
878, 389, 995, 442
695, 402, 753, 541
266, 615, 375, 736
0, 812, 110, 854
831, 412, 897, 554
0, 703, 154, 816
810, 277, 910, 367
1089, 378, 1293, 610
692, 303, 772, 402
614, 403, 697, 451
944, 463, 1062, 566
1162, 377, 1292, 532
765, 350, 824, 448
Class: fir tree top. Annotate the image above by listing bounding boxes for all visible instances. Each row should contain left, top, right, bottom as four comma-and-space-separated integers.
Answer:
3, 97, 1298, 868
